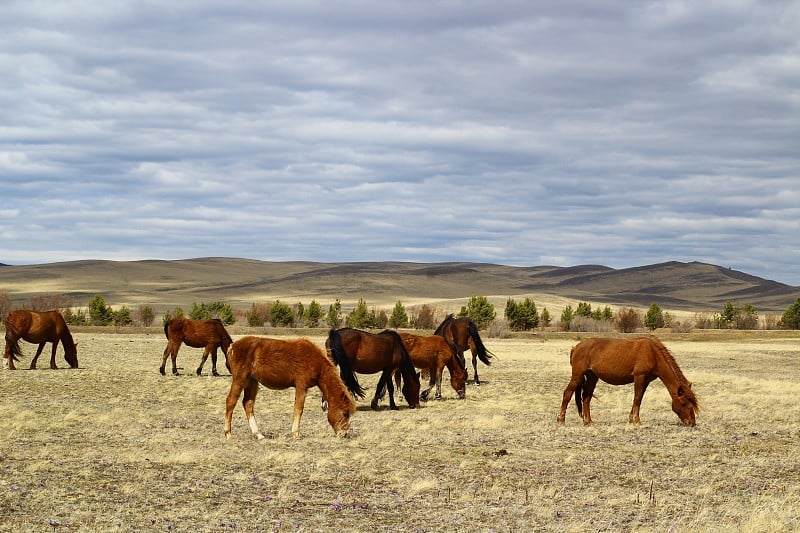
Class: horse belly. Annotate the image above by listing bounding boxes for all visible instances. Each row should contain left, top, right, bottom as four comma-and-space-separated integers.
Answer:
589, 358, 636, 385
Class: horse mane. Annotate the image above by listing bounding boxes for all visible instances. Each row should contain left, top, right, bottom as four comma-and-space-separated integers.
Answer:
381, 329, 417, 378
327, 329, 366, 399
433, 314, 455, 335
651, 338, 699, 412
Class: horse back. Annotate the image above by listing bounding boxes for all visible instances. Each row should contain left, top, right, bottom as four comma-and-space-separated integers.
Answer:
573, 337, 659, 384
6, 309, 64, 343
231, 336, 322, 390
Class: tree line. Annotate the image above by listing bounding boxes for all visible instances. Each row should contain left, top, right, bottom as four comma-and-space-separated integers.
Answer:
2, 291, 800, 332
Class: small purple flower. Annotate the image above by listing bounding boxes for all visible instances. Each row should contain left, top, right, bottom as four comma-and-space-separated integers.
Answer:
331, 503, 343, 511
10, 484, 20, 491
265, 495, 273, 501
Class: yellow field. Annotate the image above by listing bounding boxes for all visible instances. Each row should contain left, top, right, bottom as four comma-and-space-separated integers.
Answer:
1, 330, 798, 531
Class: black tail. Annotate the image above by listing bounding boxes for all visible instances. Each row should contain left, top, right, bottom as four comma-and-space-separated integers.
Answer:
467, 322, 493, 365
163, 319, 171, 340
574, 375, 585, 417
327, 329, 365, 399
5, 335, 22, 362
387, 330, 418, 384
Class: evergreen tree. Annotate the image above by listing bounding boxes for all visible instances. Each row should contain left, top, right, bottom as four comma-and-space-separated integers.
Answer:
88, 295, 113, 326
505, 297, 539, 330
644, 303, 665, 330
560, 305, 574, 331
458, 296, 495, 329
270, 300, 294, 327
305, 300, 323, 328
388, 301, 409, 328
779, 297, 800, 329
326, 299, 343, 329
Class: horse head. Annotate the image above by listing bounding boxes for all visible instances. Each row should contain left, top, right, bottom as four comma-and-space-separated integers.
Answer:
65, 341, 79, 368
401, 371, 421, 408
672, 383, 698, 426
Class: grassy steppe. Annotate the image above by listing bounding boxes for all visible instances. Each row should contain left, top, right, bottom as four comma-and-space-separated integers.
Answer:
1, 330, 798, 531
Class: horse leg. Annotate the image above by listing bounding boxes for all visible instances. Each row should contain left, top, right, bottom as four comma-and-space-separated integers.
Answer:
160, 343, 173, 375
420, 367, 435, 402
197, 346, 211, 376
371, 373, 386, 410
434, 364, 444, 399
291, 387, 308, 439
581, 373, 599, 425
211, 347, 220, 376
30, 342, 46, 370
242, 379, 265, 440
3, 339, 14, 370
472, 353, 481, 386
169, 343, 181, 375
49, 341, 59, 369
629, 376, 652, 424
224, 375, 247, 439
557, 374, 584, 423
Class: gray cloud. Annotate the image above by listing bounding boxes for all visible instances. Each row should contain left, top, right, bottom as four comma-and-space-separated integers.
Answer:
1, 1, 798, 285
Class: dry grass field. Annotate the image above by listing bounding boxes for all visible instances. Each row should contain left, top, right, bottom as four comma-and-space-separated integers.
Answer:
1, 330, 798, 532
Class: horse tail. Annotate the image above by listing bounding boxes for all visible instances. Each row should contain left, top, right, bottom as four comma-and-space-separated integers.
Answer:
327, 329, 365, 399
391, 330, 417, 381
467, 321, 493, 365
224, 341, 234, 373
574, 375, 585, 417
163, 319, 171, 340
4, 318, 23, 361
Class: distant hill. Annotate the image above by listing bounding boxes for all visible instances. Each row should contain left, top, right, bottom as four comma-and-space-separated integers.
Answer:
0, 258, 796, 314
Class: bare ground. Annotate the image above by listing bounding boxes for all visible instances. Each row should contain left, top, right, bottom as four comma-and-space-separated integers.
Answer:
1, 331, 798, 532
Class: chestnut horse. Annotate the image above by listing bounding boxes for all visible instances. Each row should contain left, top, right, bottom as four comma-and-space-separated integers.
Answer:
3, 310, 78, 370
434, 314, 494, 385
557, 337, 699, 426
224, 336, 356, 439
160, 317, 233, 376
396, 332, 466, 400
326, 328, 420, 410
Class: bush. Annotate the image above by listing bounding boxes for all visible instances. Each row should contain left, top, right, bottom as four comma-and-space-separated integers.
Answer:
616, 307, 642, 333
326, 300, 343, 329
459, 296, 496, 329
410, 304, 438, 330
560, 305, 574, 331
779, 298, 800, 329
505, 297, 539, 331
246, 303, 270, 327
644, 303, 665, 330
112, 306, 133, 327
88, 295, 113, 326
388, 301, 409, 328
136, 305, 155, 327
540, 307, 551, 328
270, 300, 294, 327
188, 301, 236, 325
304, 300, 323, 328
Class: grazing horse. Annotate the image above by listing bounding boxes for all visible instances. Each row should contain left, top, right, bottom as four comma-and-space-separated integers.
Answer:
224, 336, 356, 439
557, 337, 699, 426
326, 328, 420, 410
434, 314, 493, 385
3, 310, 78, 370
160, 317, 233, 376
396, 332, 466, 401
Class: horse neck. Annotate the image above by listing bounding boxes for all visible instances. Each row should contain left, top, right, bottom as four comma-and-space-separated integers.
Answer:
60, 328, 76, 350
318, 363, 346, 399
653, 342, 688, 395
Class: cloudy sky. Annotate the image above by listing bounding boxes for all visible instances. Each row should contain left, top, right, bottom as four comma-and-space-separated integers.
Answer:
2, 1, 799, 285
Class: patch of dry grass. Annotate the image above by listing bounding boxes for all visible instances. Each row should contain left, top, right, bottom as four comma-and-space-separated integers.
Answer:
1, 332, 798, 531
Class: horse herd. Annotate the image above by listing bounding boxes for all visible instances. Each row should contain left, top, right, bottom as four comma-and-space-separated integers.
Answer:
3, 309, 699, 439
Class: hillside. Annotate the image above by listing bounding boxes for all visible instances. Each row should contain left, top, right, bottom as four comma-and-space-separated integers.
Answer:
0, 258, 796, 315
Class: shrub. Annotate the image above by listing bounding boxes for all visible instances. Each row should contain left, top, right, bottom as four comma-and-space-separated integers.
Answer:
326, 300, 342, 329
779, 298, 800, 329
88, 295, 113, 326
246, 303, 270, 327
270, 300, 294, 327
410, 304, 438, 330
644, 303, 665, 330
505, 297, 539, 331
616, 307, 642, 333
388, 301, 409, 328
560, 305, 574, 331
136, 305, 155, 327
304, 300, 323, 328
459, 296, 496, 329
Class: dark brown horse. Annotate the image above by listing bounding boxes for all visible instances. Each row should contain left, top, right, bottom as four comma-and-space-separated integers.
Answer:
557, 337, 699, 426
397, 332, 466, 400
224, 336, 356, 439
3, 310, 78, 370
326, 328, 420, 410
434, 314, 493, 385
160, 317, 233, 376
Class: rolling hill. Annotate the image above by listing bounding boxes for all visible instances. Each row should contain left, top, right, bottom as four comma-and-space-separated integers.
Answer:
0, 258, 797, 315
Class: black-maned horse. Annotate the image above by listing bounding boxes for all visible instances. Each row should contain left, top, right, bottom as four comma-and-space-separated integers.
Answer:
3, 310, 79, 370
434, 314, 493, 385
326, 328, 420, 410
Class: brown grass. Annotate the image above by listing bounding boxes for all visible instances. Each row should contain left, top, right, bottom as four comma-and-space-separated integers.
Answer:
1, 331, 798, 531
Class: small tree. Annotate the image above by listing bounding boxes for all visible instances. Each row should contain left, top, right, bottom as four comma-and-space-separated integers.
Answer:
721, 301, 737, 328
505, 297, 539, 331
575, 301, 592, 318
644, 303, 665, 330
388, 301, 409, 328
326, 299, 343, 329
270, 300, 294, 327
136, 305, 155, 327
246, 303, 270, 327
63, 307, 88, 326
560, 305, 574, 331
616, 307, 642, 333
736, 303, 758, 330
162, 307, 185, 326
0, 292, 12, 318
112, 306, 133, 328
88, 295, 113, 326
459, 296, 495, 329
540, 307, 551, 328
304, 300, 323, 328
411, 304, 437, 329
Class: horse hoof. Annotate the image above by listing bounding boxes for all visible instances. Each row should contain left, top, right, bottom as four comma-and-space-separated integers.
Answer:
212, 371, 220, 377
390, 405, 399, 411
159, 368, 166, 376
370, 401, 379, 410
196, 368, 202, 376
